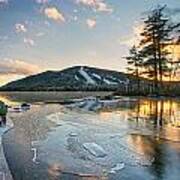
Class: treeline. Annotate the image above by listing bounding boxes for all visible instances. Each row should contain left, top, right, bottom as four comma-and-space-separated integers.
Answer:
125, 5, 180, 96
0, 85, 119, 92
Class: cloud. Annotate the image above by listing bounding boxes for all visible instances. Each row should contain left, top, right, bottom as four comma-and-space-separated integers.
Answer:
15, 23, 27, 33
73, 16, 78, 21
76, 0, 113, 13
35, 0, 48, 4
24, 37, 35, 46
0, 0, 8, 3
96, 1, 112, 12
44, 7, 65, 22
86, 18, 96, 28
0, 59, 41, 76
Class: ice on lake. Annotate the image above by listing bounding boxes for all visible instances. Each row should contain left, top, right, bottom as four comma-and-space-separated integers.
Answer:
35, 109, 154, 176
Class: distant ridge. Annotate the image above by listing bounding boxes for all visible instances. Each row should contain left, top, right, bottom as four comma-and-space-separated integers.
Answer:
0, 66, 134, 91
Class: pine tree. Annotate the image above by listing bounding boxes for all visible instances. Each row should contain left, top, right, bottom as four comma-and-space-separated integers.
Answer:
126, 45, 143, 94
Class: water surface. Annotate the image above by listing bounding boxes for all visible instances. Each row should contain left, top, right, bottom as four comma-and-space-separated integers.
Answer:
0, 92, 180, 180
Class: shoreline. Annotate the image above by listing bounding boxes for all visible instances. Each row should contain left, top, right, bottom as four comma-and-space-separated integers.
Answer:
0, 91, 180, 98
0, 118, 13, 180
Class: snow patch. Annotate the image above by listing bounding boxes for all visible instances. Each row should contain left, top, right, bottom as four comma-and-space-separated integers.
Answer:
118, 80, 125, 84
110, 76, 118, 81
103, 78, 118, 85
78, 67, 96, 85
92, 73, 102, 80
75, 75, 79, 81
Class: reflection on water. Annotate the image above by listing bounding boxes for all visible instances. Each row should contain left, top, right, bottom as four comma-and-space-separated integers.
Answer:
134, 99, 180, 128
127, 134, 180, 180
127, 135, 155, 159
0, 94, 19, 105
99, 98, 180, 180
99, 99, 180, 179
129, 99, 180, 142
100, 98, 180, 135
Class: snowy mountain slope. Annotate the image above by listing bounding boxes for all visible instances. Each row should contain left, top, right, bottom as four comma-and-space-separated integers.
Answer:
0, 66, 134, 91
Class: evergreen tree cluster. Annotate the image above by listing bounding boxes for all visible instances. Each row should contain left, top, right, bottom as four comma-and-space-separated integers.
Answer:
126, 5, 180, 95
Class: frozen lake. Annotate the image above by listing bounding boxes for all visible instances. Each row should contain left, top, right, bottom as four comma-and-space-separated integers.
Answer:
0, 92, 180, 180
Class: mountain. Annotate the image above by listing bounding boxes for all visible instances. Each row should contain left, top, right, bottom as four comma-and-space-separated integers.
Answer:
0, 66, 134, 91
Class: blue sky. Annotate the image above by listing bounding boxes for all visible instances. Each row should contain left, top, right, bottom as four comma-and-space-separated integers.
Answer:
0, 0, 180, 84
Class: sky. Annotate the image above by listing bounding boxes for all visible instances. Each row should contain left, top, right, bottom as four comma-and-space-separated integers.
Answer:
0, 0, 180, 85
